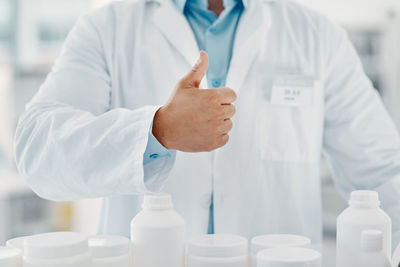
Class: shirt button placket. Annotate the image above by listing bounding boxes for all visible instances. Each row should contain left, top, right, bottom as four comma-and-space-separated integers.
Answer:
212, 79, 221, 87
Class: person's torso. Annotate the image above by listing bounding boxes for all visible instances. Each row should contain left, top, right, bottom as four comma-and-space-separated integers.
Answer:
95, 0, 325, 247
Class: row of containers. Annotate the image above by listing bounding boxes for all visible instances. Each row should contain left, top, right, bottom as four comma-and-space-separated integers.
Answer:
0, 192, 398, 267
0, 232, 319, 267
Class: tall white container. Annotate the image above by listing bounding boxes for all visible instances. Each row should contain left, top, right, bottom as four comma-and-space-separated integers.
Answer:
336, 191, 392, 267
0, 246, 22, 267
23, 232, 92, 267
89, 235, 131, 267
250, 235, 311, 267
131, 193, 185, 267
359, 230, 391, 267
187, 234, 248, 267
257, 247, 321, 267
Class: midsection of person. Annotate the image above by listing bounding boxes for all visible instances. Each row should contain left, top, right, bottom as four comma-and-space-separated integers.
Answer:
97, 0, 325, 244
17, 0, 400, 251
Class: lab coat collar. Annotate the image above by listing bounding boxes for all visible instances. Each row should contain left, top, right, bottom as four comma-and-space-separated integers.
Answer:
151, 0, 202, 85
151, 0, 274, 91
225, 0, 273, 94
173, 0, 249, 14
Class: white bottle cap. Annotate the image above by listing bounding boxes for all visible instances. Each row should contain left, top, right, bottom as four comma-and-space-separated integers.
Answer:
189, 234, 248, 258
143, 193, 173, 210
349, 191, 380, 208
361, 230, 383, 252
6, 236, 28, 252
24, 232, 88, 259
0, 246, 22, 267
251, 235, 311, 254
89, 235, 130, 259
257, 247, 321, 267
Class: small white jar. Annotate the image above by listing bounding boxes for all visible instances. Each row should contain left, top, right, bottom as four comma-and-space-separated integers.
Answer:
250, 235, 311, 267
6, 236, 29, 252
23, 232, 91, 267
89, 235, 131, 267
257, 247, 321, 267
188, 234, 248, 267
0, 246, 22, 267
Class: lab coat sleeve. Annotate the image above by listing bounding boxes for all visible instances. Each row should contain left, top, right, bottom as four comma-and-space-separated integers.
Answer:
143, 125, 173, 165
143, 128, 176, 191
322, 20, 400, 247
14, 13, 175, 201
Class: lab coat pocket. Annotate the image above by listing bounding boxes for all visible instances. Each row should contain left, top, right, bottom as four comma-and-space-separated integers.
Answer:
256, 75, 323, 162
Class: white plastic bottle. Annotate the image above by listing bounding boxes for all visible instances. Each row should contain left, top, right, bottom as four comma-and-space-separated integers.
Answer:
0, 246, 22, 267
359, 230, 391, 267
23, 232, 92, 267
89, 235, 131, 267
257, 247, 321, 267
187, 234, 248, 267
250, 235, 311, 267
336, 191, 392, 267
131, 193, 185, 267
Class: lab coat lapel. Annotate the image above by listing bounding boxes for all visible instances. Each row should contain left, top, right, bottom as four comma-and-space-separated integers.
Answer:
226, 0, 272, 94
152, 0, 200, 69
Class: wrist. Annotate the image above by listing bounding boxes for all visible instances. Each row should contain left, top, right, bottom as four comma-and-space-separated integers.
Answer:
152, 107, 173, 149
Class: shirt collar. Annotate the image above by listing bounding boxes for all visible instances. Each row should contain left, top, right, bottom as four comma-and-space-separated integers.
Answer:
174, 0, 248, 13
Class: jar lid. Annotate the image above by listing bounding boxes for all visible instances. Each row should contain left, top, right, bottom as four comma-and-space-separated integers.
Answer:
6, 236, 28, 252
251, 235, 311, 253
257, 247, 321, 266
189, 234, 248, 258
24, 232, 88, 259
0, 246, 22, 266
89, 235, 130, 258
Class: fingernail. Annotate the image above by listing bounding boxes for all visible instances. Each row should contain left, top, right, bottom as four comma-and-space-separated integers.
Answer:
194, 53, 202, 67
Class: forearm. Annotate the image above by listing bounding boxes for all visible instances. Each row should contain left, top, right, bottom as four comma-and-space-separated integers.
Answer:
15, 101, 161, 201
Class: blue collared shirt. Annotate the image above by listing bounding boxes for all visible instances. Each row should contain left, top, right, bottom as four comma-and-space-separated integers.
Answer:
144, 0, 246, 233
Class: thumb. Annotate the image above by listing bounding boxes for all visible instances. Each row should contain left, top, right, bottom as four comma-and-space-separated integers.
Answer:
182, 51, 209, 88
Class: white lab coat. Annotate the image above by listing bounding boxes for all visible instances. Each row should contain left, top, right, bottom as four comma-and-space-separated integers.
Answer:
15, 0, 400, 248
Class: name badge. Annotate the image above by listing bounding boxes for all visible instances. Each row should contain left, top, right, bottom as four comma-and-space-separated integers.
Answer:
270, 76, 315, 107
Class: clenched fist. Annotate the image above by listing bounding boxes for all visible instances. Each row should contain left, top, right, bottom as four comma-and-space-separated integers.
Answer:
152, 51, 237, 152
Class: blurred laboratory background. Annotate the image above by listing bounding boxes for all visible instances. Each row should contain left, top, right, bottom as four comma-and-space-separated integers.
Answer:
0, 0, 399, 266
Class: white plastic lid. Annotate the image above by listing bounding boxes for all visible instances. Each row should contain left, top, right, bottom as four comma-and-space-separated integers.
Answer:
0, 246, 22, 267
257, 247, 321, 267
89, 235, 130, 259
361, 230, 383, 252
251, 235, 311, 254
143, 193, 173, 210
6, 236, 28, 252
24, 232, 88, 259
349, 191, 380, 208
189, 234, 248, 258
